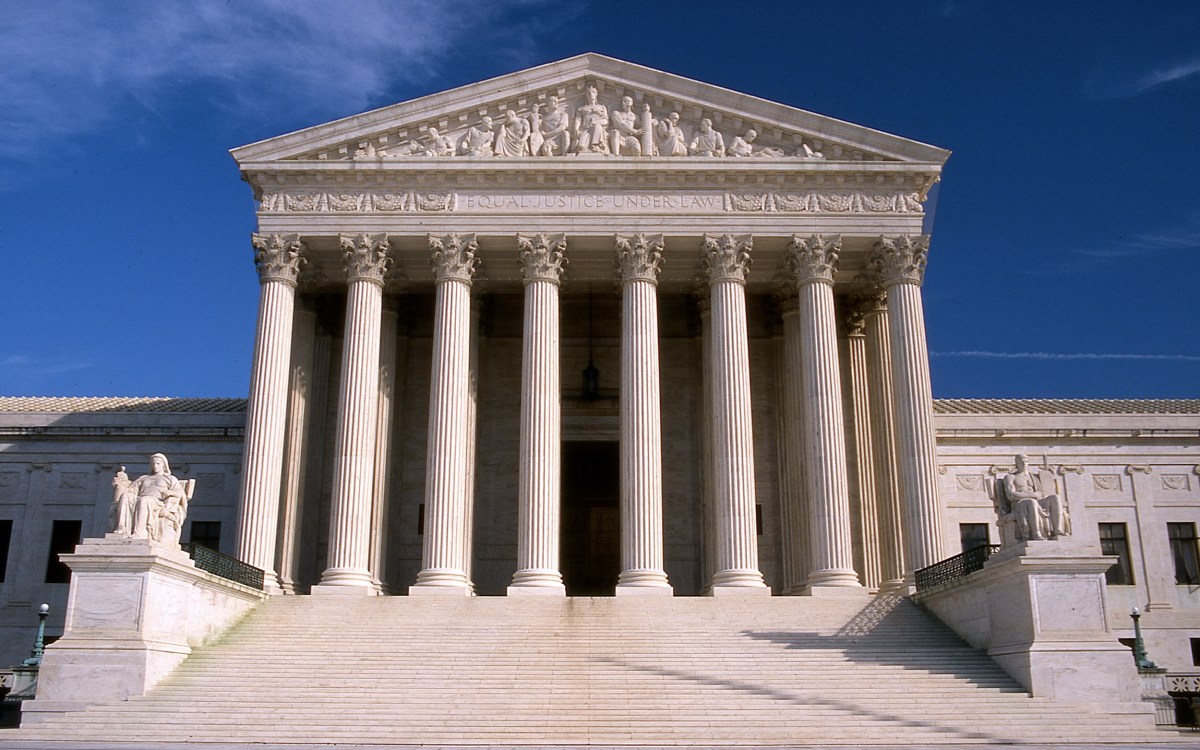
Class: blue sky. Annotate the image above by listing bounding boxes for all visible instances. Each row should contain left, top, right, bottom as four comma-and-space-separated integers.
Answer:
1, 1, 1197, 399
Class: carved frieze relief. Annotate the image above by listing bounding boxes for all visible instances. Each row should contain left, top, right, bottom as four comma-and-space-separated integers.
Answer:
296, 82, 857, 164
259, 189, 923, 215
1093, 474, 1122, 492
956, 474, 985, 492
1162, 474, 1191, 492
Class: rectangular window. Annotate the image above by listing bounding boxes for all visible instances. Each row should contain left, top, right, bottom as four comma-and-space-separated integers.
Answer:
1169, 523, 1200, 585
1099, 522, 1134, 585
0, 519, 12, 582
188, 521, 222, 553
45, 520, 82, 584
1190, 638, 1200, 667
959, 523, 990, 553
756, 504, 764, 536
417, 504, 425, 535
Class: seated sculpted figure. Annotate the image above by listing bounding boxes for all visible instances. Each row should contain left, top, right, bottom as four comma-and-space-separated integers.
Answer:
573, 85, 609, 154
459, 116, 495, 157
992, 454, 1071, 544
495, 110, 531, 156
609, 96, 642, 156
537, 96, 571, 156
656, 112, 688, 156
111, 453, 194, 545
727, 129, 786, 158
688, 118, 726, 157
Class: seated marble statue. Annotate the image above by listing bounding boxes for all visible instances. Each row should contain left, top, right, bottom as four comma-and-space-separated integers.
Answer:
688, 118, 725, 157
990, 454, 1071, 545
423, 127, 456, 157
573, 85, 609, 154
459, 116, 495, 157
537, 96, 571, 156
111, 453, 194, 545
656, 112, 688, 157
609, 96, 642, 156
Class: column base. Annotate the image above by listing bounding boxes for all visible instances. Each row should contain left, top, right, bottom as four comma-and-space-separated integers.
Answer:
507, 584, 566, 596
310, 584, 379, 596
615, 584, 674, 597
509, 568, 564, 590
409, 583, 472, 597
802, 584, 871, 598
877, 578, 910, 595
711, 568, 767, 588
805, 568, 862, 588
709, 584, 772, 597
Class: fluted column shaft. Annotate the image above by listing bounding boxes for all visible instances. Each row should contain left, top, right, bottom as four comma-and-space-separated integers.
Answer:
778, 298, 811, 594
462, 298, 483, 591
415, 234, 477, 594
695, 293, 716, 592
786, 235, 860, 589
276, 303, 316, 594
510, 233, 567, 594
871, 235, 943, 577
863, 293, 906, 592
844, 321, 881, 589
317, 233, 390, 592
368, 304, 399, 593
236, 233, 305, 593
702, 235, 767, 592
616, 234, 671, 594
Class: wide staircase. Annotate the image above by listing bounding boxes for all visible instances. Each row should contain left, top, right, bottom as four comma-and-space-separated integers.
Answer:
6, 595, 1163, 745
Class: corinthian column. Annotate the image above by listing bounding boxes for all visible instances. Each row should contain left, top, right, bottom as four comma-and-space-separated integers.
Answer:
315, 233, 390, 594
858, 281, 906, 593
869, 235, 943, 577
509, 233, 567, 595
276, 301, 316, 594
702, 234, 767, 594
785, 235, 860, 590
368, 300, 399, 593
413, 234, 478, 595
236, 233, 305, 593
776, 291, 811, 594
615, 234, 672, 595
841, 296, 881, 590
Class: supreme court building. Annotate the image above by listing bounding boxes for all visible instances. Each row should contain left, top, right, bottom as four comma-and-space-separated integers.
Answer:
2, 54, 1199, 683
227, 52, 946, 600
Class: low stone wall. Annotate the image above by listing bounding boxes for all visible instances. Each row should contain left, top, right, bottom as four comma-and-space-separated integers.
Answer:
21, 536, 267, 722
913, 539, 1150, 715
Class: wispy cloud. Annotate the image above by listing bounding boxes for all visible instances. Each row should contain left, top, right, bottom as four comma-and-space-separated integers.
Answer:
0, 354, 94, 375
933, 351, 1200, 363
1075, 215, 1200, 258
1088, 56, 1200, 99
0, 0, 561, 162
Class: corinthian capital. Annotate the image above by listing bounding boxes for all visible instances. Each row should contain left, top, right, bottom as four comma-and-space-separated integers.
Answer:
518, 233, 567, 284
702, 234, 752, 285
615, 233, 664, 285
784, 234, 841, 285
869, 234, 930, 287
340, 233, 391, 285
429, 233, 479, 284
251, 233, 306, 286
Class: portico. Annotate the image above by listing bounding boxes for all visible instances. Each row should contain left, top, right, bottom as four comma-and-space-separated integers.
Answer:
228, 53, 950, 596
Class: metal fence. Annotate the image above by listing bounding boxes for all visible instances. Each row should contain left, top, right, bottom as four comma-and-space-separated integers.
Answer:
914, 544, 1000, 592
181, 543, 265, 591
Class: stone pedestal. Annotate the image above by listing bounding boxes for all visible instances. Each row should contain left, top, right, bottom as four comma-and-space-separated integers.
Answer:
916, 539, 1147, 708
22, 536, 265, 722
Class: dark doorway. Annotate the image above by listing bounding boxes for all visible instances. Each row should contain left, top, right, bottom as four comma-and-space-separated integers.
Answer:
561, 441, 619, 596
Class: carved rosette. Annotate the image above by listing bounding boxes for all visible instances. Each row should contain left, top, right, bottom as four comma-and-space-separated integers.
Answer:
615, 233, 664, 285
701, 234, 752, 285
340, 233, 392, 285
518, 233, 567, 285
869, 235, 931, 287
785, 234, 841, 286
429, 233, 480, 285
251, 233, 306, 286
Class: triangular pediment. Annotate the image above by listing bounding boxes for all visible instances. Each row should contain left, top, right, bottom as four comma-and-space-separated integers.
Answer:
231, 53, 949, 167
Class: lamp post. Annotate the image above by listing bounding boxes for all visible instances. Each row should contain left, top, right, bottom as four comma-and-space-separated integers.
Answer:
21, 604, 49, 667
1130, 606, 1158, 670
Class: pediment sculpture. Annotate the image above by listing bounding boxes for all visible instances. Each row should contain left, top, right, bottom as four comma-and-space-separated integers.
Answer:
110, 453, 194, 546
348, 84, 827, 162
986, 454, 1071, 546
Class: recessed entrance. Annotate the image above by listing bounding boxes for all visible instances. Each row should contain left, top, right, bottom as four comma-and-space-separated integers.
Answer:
561, 441, 619, 596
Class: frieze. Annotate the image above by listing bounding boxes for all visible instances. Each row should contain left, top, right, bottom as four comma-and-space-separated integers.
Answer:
1162, 474, 1190, 492
259, 189, 923, 215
